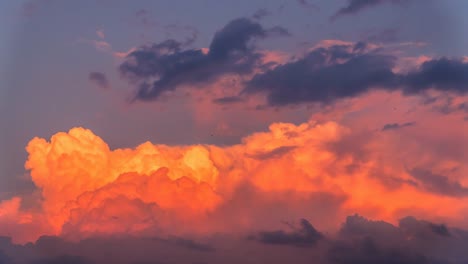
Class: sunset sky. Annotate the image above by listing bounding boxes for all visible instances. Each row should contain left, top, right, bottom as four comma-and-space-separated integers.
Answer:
0, 0, 467, 263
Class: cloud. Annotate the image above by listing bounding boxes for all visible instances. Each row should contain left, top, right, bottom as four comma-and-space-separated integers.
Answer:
404, 58, 468, 95
1, 91, 468, 244
408, 168, 468, 197
0, 215, 467, 263
243, 43, 398, 105
252, 8, 270, 20
88, 72, 110, 90
243, 43, 468, 106
328, 237, 431, 264
297, 0, 320, 11
332, 0, 410, 20
212, 96, 244, 105
252, 218, 323, 247
119, 17, 288, 102
31, 255, 91, 264
363, 28, 399, 43
381, 122, 415, 131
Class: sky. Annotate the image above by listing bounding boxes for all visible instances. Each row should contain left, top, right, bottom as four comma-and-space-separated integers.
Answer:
0, 0, 467, 263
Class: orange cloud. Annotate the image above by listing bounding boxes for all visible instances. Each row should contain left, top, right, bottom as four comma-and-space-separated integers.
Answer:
1, 93, 467, 244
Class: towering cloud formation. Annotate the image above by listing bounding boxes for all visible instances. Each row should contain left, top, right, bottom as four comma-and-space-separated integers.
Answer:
0, 101, 465, 245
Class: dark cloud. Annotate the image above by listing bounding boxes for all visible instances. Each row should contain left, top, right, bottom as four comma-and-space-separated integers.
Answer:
88, 72, 110, 90
243, 43, 468, 106
364, 28, 399, 43
296, 0, 320, 11
399, 216, 451, 239
381, 122, 416, 131
0, 249, 13, 264
252, 8, 270, 20
332, 0, 410, 20
328, 237, 431, 264
404, 58, 468, 95
120, 18, 287, 102
335, 215, 468, 264
212, 96, 244, 105
165, 237, 215, 252
1, 215, 468, 264
408, 168, 468, 197
31, 255, 91, 264
252, 218, 323, 247
248, 146, 297, 160
243, 43, 398, 106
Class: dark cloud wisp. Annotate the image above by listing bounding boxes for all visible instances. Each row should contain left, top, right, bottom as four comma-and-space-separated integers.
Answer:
332, 0, 410, 20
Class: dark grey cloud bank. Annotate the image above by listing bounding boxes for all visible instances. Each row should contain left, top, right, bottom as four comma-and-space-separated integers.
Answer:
1, 215, 467, 264
120, 18, 288, 102
244, 44, 468, 106
120, 19, 468, 106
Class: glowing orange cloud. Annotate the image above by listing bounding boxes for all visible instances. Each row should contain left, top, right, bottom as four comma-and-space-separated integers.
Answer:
0, 97, 467, 244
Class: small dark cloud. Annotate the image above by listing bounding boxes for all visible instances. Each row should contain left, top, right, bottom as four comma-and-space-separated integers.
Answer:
88, 72, 110, 90
381, 122, 415, 131
135, 9, 148, 17
212, 96, 244, 105
120, 17, 287, 102
296, 0, 320, 11
408, 168, 468, 197
248, 146, 297, 160
268, 26, 291, 37
364, 28, 399, 43
168, 237, 215, 252
252, 219, 323, 247
331, 0, 410, 21
252, 8, 270, 20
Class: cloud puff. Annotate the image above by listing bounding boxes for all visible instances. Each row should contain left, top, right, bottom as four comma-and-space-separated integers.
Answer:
88, 72, 110, 90
119, 18, 289, 102
381, 122, 415, 131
